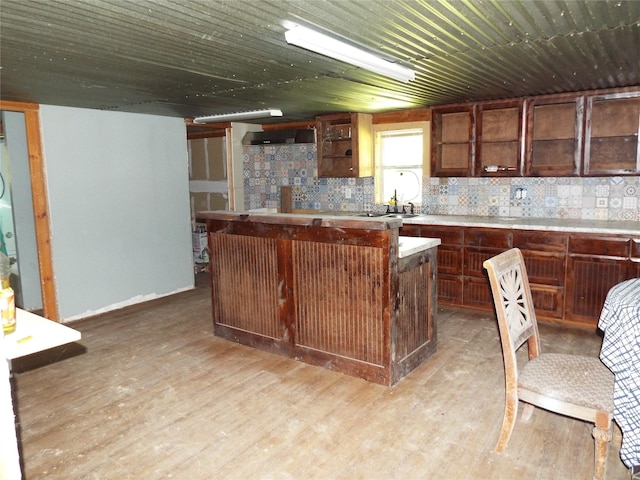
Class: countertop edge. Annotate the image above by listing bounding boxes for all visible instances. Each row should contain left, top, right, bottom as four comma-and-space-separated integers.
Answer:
398, 236, 441, 258
402, 215, 640, 235
195, 211, 640, 236
196, 210, 403, 230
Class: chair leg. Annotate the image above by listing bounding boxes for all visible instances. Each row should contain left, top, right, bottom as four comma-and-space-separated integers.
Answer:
592, 412, 612, 480
520, 402, 535, 422
496, 389, 518, 453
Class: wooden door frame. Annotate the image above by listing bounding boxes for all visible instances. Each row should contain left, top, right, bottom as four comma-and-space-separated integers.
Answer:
0, 100, 58, 321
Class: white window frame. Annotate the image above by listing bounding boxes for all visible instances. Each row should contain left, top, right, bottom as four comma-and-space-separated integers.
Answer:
373, 121, 430, 206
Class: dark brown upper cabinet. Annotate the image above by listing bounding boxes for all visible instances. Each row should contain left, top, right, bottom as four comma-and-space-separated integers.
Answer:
583, 91, 640, 176
525, 96, 584, 176
316, 112, 373, 178
475, 100, 523, 176
431, 105, 475, 177
430, 87, 640, 178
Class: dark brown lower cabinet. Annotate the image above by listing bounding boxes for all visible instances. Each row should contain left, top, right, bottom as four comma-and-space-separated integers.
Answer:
405, 223, 638, 329
632, 239, 640, 277
463, 229, 512, 309
439, 272, 463, 305
529, 283, 565, 320
565, 235, 635, 327
515, 232, 567, 322
404, 225, 465, 307
461, 275, 493, 308
463, 247, 503, 308
429, 226, 464, 306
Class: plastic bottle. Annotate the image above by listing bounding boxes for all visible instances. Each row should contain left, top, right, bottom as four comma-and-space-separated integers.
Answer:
0, 253, 15, 335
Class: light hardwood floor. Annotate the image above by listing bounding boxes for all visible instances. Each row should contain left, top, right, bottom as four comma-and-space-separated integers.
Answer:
12, 274, 628, 480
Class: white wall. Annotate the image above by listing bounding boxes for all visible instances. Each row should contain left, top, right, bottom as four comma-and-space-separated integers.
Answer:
39, 106, 193, 321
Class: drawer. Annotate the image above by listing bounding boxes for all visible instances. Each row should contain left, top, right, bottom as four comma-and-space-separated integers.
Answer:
399, 225, 421, 237
569, 235, 629, 257
513, 231, 567, 253
632, 238, 640, 259
464, 228, 512, 248
422, 226, 463, 245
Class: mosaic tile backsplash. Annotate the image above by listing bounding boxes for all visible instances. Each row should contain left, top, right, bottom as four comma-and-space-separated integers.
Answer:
244, 144, 640, 222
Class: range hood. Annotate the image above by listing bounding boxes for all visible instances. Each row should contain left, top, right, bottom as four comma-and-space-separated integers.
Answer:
241, 129, 316, 145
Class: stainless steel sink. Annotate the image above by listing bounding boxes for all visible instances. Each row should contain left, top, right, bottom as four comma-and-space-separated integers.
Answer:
357, 212, 387, 217
384, 213, 420, 219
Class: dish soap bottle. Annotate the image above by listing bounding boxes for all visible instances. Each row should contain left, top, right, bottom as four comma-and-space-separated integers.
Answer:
0, 253, 15, 335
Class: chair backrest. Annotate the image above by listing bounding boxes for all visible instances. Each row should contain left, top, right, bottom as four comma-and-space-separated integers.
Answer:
483, 248, 541, 376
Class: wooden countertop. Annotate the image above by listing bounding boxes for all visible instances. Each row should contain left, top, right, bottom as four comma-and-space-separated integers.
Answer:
196, 210, 403, 231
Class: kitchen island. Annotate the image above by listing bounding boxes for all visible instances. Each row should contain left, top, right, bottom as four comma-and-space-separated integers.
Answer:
196, 211, 440, 386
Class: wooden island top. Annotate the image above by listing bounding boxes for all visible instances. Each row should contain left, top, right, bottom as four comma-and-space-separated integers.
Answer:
196, 210, 440, 386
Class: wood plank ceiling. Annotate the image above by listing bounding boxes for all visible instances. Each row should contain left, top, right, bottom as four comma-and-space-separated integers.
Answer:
1, 0, 639, 123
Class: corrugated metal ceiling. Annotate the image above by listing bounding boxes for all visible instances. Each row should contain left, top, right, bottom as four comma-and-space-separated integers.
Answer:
1, 0, 638, 123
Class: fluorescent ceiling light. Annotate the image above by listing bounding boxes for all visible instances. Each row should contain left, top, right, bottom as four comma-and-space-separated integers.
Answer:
193, 109, 283, 123
285, 25, 415, 83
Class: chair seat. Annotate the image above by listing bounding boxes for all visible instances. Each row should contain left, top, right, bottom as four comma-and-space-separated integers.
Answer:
519, 353, 614, 413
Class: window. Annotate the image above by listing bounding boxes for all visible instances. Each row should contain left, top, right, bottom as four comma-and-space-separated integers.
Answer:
374, 121, 429, 206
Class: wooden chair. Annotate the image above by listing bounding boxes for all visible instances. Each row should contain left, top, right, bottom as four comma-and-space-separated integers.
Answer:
483, 248, 614, 480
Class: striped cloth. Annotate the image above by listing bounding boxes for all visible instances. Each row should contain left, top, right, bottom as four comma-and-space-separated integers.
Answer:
599, 278, 640, 468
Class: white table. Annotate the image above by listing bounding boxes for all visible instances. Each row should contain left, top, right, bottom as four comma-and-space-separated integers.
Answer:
599, 278, 640, 469
3, 308, 81, 361
2, 310, 81, 478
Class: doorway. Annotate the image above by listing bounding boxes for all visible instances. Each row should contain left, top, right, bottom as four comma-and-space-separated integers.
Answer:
0, 111, 43, 312
0, 101, 57, 320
